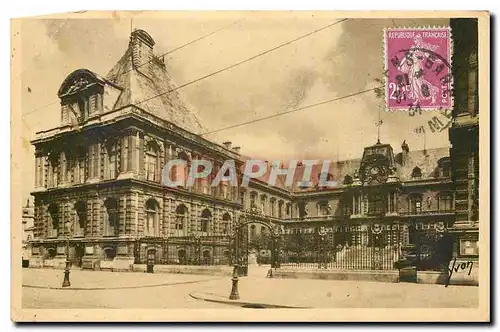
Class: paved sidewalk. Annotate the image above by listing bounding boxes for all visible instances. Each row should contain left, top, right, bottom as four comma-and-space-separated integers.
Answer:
190, 276, 479, 308
23, 268, 219, 290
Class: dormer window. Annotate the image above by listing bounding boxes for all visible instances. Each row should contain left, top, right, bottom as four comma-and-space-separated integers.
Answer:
343, 174, 353, 185
58, 69, 111, 126
437, 157, 451, 178
411, 166, 422, 179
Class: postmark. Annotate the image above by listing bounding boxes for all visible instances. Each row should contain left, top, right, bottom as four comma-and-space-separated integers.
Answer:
384, 27, 453, 111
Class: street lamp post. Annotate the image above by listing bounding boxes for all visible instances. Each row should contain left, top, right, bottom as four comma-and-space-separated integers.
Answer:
61, 220, 73, 287
229, 264, 240, 300
228, 225, 241, 300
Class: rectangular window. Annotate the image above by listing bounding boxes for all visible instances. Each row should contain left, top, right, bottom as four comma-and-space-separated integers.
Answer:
175, 216, 184, 230
250, 195, 256, 209
410, 199, 422, 214
50, 162, 58, 187
78, 158, 86, 183
240, 192, 245, 207
88, 144, 99, 179
468, 67, 477, 116
354, 195, 360, 215
439, 194, 453, 212
146, 154, 157, 181
362, 195, 369, 215
109, 151, 117, 179
368, 194, 385, 215
389, 192, 395, 213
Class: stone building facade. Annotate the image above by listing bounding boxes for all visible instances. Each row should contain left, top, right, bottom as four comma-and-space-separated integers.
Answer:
448, 18, 480, 259
22, 199, 35, 265
29, 29, 456, 271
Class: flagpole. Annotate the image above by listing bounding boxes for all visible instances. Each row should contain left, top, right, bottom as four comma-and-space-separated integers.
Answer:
376, 105, 382, 144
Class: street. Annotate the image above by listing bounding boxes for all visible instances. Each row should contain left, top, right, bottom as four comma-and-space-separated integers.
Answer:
22, 268, 235, 309
21, 268, 478, 309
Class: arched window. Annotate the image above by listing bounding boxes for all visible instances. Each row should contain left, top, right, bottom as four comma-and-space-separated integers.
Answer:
175, 204, 188, 235
174, 151, 190, 188
103, 247, 116, 261
260, 195, 267, 214
177, 249, 186, 264
221, 213, 231, 235
200, 209, 212, 234
270, 198, 276, 217
239, 189, 246, 207
286, 203, 291, 217
250, 192, 258, 210
74, 201, 87, 237
278, 200, 284, 218
104, 198, 118, 236
201, 249, 211, 265
411, 166, 422, 179
317, 201, 331, 216
145, 199, 160, 236
298, 202, 308, 218
48, 203, 59, 238
46, 248, 56, 259
146, 141, 160, 181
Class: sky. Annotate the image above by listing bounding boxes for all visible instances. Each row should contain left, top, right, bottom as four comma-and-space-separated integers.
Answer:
17, 12, 451, 203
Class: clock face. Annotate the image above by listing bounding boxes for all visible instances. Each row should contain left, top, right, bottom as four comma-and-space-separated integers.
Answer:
362, 164, 388, 184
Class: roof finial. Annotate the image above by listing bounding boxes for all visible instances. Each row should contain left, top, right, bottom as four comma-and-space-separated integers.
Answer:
375, 106, 383, 144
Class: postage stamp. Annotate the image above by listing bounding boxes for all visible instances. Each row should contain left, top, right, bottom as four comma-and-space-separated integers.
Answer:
384, 27, 453, 111
11, 12, 489, 323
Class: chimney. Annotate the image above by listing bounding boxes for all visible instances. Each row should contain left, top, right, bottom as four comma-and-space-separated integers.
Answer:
232, 146, 241, 154
130, 29, 156, 77
401, 140, 409, 165
223, 141, 232, 150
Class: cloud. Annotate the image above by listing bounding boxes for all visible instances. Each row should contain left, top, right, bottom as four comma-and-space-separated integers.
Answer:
19, 16, 452, 204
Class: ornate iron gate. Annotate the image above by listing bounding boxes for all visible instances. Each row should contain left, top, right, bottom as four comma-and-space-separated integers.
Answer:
408, 221, 454, 271
280, 224, 403, 270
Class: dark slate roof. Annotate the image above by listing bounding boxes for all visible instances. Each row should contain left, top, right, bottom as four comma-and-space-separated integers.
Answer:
105, 41, 204, 134
239, 146, 450, 193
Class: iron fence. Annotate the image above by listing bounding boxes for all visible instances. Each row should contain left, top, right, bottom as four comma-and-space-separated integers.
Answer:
279, 225, 404, 270
132, 222, 451, 272
134, 235, 233, 266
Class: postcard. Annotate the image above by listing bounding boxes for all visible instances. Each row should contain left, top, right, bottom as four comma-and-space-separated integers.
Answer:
11, 10, 490, 322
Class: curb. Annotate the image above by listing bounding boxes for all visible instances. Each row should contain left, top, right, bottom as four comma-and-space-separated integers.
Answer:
22, 278, 216, 291
189, 292, 310, 309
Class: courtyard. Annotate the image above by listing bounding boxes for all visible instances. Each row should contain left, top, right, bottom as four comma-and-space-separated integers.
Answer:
21, 268, 478, 309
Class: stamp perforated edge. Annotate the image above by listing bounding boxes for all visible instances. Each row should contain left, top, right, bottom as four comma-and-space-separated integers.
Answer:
382, 26, 454, 113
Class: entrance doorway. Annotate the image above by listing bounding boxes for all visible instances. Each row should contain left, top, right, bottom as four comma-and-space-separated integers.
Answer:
233, 219, 280, 277
75, 244, 85, 267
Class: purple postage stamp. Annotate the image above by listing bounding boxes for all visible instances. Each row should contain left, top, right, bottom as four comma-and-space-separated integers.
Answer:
384, 27, 453, 111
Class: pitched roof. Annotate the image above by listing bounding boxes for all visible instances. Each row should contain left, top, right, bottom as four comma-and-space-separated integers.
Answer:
238, 146, 450, 193
105, 33, 205, 134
